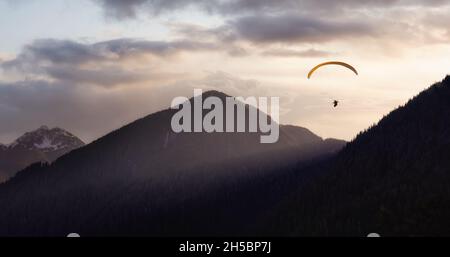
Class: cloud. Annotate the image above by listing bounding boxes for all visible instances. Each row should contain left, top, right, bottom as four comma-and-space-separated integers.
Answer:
226, 14, 376, 44
169, 14, 375, 51
94, 0, 450, 20
0, 72, 297, 144
169, 23, 251, 56
2, 38, 218, 68
96, 0, 148, 19
421, 8, 450, 43
204, 72, 297, 116
0, 78, 179, 143
93, 38, 220, 57
45, 66, 154, 87
94, 0, 299, 20
0, 80, 89, 141
261, 48, 332, 58
0, 38, 219, 87
94, 0, 450, 47
96, 0, 208, 19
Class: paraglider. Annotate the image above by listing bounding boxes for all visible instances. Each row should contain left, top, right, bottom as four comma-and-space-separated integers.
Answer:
333, 100, 339, 108
307, 61, 358, 79
307, 61, 358, 108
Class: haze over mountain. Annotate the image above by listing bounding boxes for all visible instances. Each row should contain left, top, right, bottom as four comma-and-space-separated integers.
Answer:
2, 73, 450, 237
1, 73, 450, 236
0, 126, 84, 183
0, 90, 344, 236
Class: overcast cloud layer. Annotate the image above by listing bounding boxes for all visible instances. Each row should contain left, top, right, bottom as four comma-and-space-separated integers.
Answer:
95, 0, 450, 19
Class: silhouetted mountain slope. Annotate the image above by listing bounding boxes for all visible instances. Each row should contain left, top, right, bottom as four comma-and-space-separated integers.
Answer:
0, 126, 84, 183
0, 91, 344, 236
265, 75, 450, 236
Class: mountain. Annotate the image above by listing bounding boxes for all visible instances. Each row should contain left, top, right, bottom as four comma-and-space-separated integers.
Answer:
4, 74, 450, 236
0, 126, 84, 183
265, 75, 450, 236
0, 90, 344, 236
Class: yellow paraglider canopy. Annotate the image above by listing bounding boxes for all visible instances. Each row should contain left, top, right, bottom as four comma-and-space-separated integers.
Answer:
307, 61, 358, 79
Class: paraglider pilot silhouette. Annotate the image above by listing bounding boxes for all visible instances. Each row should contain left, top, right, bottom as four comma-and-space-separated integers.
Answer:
333, 100, 339, 108
307, 61, 358, 108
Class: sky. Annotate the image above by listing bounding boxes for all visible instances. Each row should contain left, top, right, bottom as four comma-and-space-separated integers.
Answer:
0, 0, 450, 143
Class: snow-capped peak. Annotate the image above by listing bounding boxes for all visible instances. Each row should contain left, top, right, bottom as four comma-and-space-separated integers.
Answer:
33, 136, 60, 150
8, 126, 84, 152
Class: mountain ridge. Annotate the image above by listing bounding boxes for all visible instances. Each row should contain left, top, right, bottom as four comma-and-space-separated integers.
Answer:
0, 90, 345, 236
265, 75, 450, 236
0, 126, 84, 183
